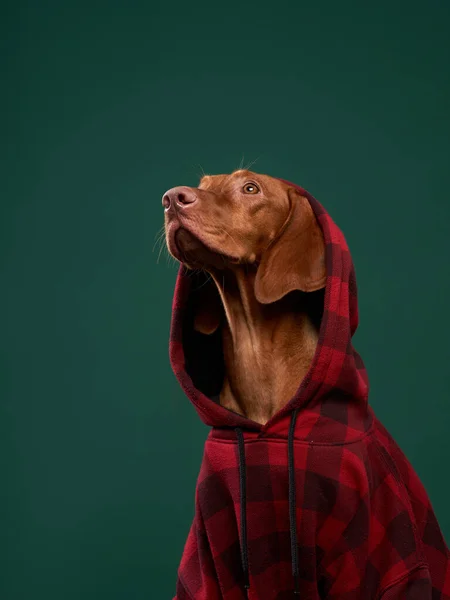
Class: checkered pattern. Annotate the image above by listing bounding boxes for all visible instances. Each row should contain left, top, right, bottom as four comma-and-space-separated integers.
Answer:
169, 181, 450, 598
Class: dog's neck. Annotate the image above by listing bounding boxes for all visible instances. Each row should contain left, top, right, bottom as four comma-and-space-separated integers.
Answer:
210, 267, 319, 425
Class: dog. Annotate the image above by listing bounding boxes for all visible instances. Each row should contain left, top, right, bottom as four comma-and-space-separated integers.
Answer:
163, 170, 449, 599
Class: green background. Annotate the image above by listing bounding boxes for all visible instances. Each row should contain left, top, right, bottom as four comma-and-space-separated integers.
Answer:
2, 1, 449, 598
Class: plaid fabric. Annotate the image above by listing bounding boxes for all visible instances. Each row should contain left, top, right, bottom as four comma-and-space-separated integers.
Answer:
169, 181, 450, 599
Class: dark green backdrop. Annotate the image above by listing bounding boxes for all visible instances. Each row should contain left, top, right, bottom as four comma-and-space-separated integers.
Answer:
2, 1, 449, 598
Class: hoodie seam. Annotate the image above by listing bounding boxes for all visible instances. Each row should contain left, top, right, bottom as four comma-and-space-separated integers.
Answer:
376, 563, 429, 599
208, 422, 375, 447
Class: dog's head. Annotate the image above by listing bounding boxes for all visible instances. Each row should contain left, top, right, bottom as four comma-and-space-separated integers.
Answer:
163, 170, 326, 329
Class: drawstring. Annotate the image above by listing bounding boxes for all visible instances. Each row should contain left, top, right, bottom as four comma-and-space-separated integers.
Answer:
235, 409, 300, 596
288, 409, 300, 594
235, 427, 250, 592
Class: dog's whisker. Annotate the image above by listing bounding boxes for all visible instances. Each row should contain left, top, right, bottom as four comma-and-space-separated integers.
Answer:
158, 239, 177, 268
153, 229, 166, 253
166, 251, 175, 267
192, 163, 206, 181
243, 156, 260, 171
196, 272, 213, 291
157, 239, 167, 264
153, 229, 165, 244
153, 224, 165, 240
221, 228, 241, 254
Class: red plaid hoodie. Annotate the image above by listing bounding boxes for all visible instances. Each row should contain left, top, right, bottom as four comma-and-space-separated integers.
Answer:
169, 180, 450, 599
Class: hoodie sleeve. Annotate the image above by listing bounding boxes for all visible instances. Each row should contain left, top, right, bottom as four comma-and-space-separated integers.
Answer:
316, 436, 450, 599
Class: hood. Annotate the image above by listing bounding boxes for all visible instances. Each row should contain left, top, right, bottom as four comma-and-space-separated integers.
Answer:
168, 179, 370, 437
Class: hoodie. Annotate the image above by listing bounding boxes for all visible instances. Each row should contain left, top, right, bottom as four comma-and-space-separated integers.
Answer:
169, 180, 450, 599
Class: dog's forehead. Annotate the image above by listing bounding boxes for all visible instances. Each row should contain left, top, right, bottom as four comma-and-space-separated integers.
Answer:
199, 170, 281, 191
198, 173, 227, 189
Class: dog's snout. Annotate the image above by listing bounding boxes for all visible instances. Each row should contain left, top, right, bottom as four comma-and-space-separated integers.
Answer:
162, 187, 198, 211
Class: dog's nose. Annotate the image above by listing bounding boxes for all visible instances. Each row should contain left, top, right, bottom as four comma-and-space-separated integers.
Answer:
162, 186, 198, 211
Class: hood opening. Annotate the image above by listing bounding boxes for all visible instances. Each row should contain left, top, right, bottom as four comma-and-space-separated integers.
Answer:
169, 180, 369, 432
182, 271, 225, 403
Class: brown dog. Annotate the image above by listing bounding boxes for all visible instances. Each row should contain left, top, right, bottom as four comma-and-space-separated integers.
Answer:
163, 170, 450, 599
163, 169, 326, 425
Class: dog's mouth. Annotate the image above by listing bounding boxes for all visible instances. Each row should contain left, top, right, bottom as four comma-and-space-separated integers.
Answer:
166, 222, 241, 269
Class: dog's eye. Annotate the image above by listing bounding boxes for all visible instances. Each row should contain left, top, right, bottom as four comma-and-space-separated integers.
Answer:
242, 183, 260, 194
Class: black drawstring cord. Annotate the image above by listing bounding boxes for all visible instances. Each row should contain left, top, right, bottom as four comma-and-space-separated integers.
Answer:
235, 427, 250, 593
288, 408, 300, 595
236, 411, 300, 596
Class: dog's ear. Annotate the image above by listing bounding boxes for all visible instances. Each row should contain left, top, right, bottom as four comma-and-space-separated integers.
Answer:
193, 276, 224, 334
254, 188, 326, 304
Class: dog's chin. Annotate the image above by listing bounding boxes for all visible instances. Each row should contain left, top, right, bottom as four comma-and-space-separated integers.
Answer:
169, 226, 239, 271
